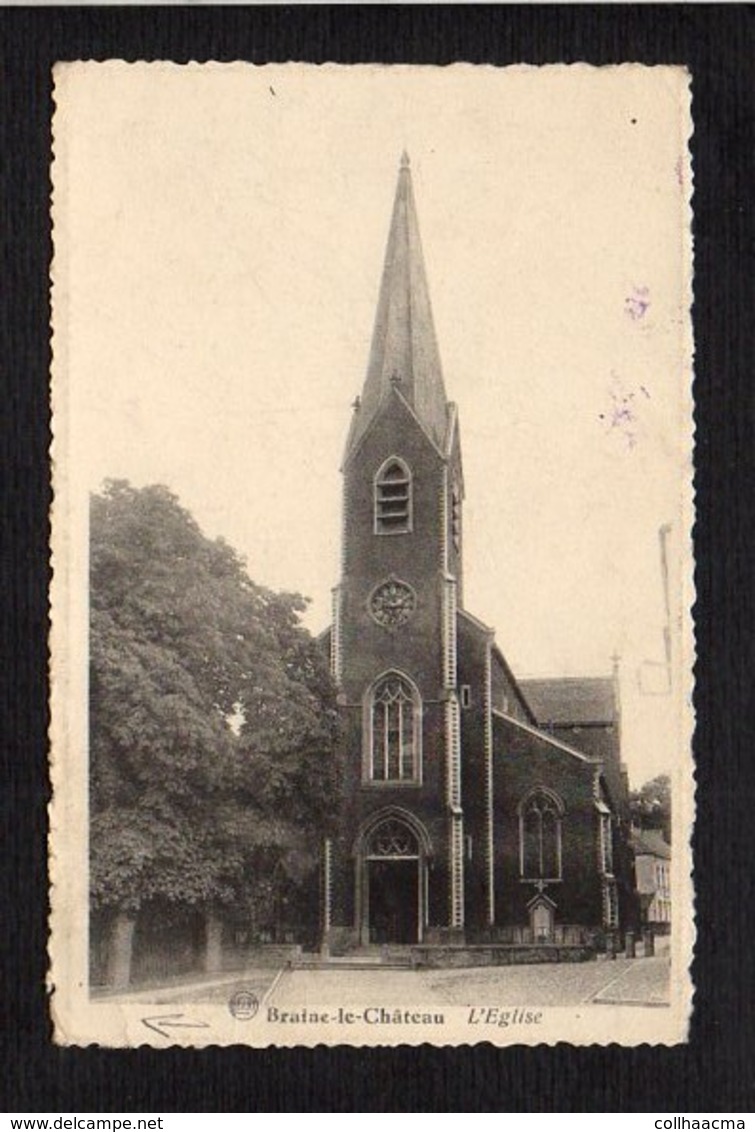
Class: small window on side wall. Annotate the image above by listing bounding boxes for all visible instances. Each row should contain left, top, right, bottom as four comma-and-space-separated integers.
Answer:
375, 458, 412, 534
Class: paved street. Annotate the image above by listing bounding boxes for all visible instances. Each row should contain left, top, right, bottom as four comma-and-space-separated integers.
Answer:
270, 956, 670, 1009
96, 947, 670, 1010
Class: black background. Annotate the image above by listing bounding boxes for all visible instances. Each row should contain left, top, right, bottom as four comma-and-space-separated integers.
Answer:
1, 3, 753, 1113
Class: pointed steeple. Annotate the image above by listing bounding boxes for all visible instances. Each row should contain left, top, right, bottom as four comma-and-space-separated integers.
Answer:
346, 153, 449, 458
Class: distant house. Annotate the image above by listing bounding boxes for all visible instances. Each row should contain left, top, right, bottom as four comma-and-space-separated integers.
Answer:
632, 827, 671, 933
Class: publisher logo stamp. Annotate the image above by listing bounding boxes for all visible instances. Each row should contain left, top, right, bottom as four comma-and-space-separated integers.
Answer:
229, 988, 259, 1021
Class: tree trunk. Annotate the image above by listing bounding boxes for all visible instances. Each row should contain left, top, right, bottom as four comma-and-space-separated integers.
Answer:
107, 911, 136, 990
204, 912, 223, 974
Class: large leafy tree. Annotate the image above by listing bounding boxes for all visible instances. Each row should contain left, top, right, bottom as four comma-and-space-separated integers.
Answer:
629, 773, 671, 842
89, 480, 340, 983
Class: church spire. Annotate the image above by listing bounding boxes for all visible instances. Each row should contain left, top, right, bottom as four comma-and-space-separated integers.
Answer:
346, 153, 449, 458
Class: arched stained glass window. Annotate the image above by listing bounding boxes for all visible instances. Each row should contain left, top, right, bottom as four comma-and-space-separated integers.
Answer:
374, 458, 412, 534
369, 674, 421, 782
519, 789, 564, 880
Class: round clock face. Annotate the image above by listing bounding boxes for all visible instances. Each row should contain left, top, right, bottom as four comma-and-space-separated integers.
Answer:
369, 578, 416, 629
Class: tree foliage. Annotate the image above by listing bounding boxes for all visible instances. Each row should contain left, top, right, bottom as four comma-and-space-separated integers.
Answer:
629, 773, 671, 841
90, 480, 340, 921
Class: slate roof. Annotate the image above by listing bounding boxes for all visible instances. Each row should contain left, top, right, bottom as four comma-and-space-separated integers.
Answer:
631, 827, 671, 860
345, 152, 449, 460
519, 676, 616, 726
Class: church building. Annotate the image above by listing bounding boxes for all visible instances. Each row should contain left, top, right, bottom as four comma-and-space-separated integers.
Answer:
322, 154, 634, 950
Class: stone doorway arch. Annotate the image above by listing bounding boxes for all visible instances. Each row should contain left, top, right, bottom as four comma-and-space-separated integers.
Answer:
355, 810, 431, 945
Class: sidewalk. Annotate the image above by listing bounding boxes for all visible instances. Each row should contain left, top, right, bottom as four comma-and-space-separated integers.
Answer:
92, 967, 282, 1006
588, 957, 670, 1006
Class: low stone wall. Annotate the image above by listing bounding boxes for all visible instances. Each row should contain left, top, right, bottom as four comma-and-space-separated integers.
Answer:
324, 927, 359, 956
410, 943, 594, 968
475, 924, 595, 947
222, 944, 303, 970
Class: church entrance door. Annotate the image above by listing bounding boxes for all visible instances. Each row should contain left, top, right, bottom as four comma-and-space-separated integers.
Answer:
368, 859, 418, 944
360, 816, 425, 945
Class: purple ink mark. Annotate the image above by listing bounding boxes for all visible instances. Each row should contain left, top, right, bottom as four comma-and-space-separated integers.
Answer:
625, 285, 650, 321
674, 156, 684, 187
599, 374, 642, 449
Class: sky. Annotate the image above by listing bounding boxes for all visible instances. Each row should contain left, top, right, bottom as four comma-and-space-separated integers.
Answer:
54, 63, 694, 786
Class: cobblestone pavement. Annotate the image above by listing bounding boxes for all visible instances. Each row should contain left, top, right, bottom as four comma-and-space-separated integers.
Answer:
270, 957, 670, 1009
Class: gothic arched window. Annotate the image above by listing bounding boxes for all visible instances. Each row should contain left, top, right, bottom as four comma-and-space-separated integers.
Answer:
374, 457, 412, 534
366, 818, 419, 858
519, 789, 564, 880
367, 673, 421, 782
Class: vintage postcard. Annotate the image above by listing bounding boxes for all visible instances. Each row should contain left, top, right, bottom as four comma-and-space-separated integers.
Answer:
50, 62, 694, 1047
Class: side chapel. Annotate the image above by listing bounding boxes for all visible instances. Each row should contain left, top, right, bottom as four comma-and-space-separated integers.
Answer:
321, 154, 634, 949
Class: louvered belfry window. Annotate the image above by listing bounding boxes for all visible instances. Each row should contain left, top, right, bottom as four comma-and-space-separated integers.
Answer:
375, 458, 412, 534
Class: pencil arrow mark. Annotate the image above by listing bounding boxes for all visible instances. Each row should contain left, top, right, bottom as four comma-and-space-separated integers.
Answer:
142, 1014, 211, 1039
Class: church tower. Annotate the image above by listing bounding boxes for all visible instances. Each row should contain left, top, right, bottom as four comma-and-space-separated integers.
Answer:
327, 154, 467, 947
322, 154, 634, 954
